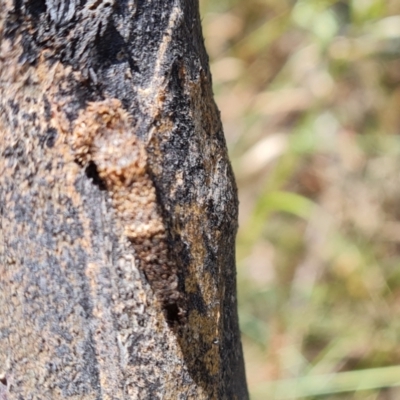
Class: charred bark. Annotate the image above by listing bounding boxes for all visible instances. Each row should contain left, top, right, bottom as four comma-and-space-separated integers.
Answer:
0, 0, 248, 398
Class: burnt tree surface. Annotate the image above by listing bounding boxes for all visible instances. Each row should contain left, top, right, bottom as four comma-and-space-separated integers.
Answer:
0, 0, 248, 399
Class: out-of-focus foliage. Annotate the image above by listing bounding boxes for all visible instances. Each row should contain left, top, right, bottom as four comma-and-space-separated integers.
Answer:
200, 1, 400, 399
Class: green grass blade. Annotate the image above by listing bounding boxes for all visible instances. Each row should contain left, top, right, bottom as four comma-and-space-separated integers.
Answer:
252, 365, 400, 399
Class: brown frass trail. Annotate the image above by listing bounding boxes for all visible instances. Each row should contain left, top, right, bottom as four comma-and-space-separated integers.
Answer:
71, 99, 184, 324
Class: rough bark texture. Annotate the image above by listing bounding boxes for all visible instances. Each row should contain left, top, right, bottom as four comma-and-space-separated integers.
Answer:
0, 0, 248, 399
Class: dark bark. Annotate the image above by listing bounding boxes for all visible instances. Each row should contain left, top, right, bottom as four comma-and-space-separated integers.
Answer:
0, 0, 248, 398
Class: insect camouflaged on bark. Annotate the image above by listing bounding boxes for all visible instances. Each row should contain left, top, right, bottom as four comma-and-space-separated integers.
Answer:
71, 98, 185, 324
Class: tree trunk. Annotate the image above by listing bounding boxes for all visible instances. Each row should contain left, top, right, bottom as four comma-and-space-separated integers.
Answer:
0, 0, 248, 399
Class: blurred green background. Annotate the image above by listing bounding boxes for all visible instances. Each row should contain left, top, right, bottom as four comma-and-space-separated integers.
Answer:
199, 1, 400, 399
